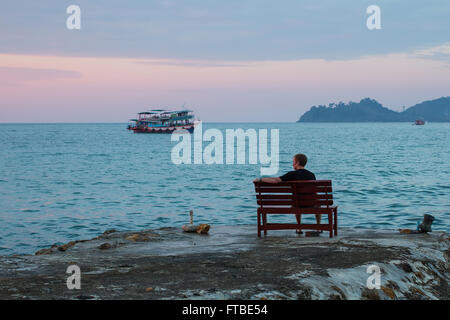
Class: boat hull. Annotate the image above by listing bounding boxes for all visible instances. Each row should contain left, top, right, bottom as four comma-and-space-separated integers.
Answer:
130, 124, 195, 134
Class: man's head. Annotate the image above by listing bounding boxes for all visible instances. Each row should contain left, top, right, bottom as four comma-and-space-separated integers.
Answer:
293, 154, 308, 170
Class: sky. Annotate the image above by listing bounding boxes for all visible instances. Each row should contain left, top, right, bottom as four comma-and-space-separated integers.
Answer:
1, 0, 450, 122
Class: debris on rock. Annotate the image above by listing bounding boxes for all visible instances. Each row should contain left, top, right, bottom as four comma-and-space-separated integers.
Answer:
182, 210, 210, 234
98, 243, 113, 250
182, 224, 198, 232
196, 224, 210, 234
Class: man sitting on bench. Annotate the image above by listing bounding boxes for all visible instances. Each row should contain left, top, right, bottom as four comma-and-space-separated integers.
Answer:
253, 153, 321, 232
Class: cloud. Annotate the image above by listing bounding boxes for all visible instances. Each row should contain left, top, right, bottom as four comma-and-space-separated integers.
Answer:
412, 43, 450, 64
0, 66, 82, 85
136, 59, 248, 68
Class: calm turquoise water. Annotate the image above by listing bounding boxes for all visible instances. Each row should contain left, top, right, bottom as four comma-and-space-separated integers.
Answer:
0, 123, 449, 255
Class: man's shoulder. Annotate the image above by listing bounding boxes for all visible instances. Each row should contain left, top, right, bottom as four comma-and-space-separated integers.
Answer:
280, 169, 316, 182
304, 169, 316, 176
300, 169, 316, 180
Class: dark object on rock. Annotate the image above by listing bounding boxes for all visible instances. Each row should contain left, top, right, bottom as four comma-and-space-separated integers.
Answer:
418, 214, 435, 233
399, 263, 413, 273
98, 243, 113, 250
305, 231, 321, 237
76, 295, 95, 300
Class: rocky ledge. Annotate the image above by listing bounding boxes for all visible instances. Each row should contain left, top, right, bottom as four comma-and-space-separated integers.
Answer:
0, 225, 448, 300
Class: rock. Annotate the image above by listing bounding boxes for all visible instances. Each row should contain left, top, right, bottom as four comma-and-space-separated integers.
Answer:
408, 287, 426, 298
103, 229, 117, 235
98, 243, 113, 250
414, 272, 425, 280
145, 287, 153, 292
57, 246, 67, 252
57, 241, 76, 252
125, 234, 150, 242
330, 285, 347, 300
296, 287, 312, 300
35, 248, 53, 255
381, 286, 397, 299
76, 295, 95, 300
361, 288, 380, 300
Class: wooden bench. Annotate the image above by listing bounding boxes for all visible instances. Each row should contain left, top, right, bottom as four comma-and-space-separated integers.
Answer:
254, 180, 337, 237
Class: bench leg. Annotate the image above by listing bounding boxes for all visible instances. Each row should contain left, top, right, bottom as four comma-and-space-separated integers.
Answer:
263, 213, 267, 236
334, 207, 338, 236
257, 210, 261, 237
328, 212, 333, 238
295, 213, 302, 233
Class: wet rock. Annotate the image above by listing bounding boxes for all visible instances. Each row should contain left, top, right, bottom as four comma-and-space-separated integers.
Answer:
76, 295, 95, 300
414, 272, 425, 280
444, 249, 450, 263
103, 229, 117, 235
381, 286, 397, 299
407, 287, 426, 299
125, 234, 150, 242
1, 226, 448, 300
296, 287, 312, 300
330, 286, 347, 300
35, 248, 53, 255
399, 262, 413, 273
57, 241, 76, 252
361, 288, 380, 300
385, 280, 400, 291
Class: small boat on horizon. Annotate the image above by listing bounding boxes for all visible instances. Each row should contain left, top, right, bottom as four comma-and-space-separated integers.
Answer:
414, 119, 425, 125
127, 109, 198, 133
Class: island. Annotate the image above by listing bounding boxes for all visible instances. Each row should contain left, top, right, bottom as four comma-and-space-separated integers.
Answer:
297, 97, 450, 122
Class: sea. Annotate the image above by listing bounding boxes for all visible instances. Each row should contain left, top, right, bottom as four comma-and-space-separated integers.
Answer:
0, 122, 449, 255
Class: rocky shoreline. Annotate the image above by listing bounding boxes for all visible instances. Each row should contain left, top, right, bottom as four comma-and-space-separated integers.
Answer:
0, 225, 448, 300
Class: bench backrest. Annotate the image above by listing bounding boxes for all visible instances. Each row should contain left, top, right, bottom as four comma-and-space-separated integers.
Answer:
254, 180, 333, 208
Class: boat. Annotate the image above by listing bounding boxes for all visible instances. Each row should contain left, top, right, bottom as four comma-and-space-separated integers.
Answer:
414, 119, 425, 125
127, 109, 198, 133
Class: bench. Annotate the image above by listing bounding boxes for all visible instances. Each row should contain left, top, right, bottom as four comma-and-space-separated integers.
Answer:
254, 180, 338, 238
